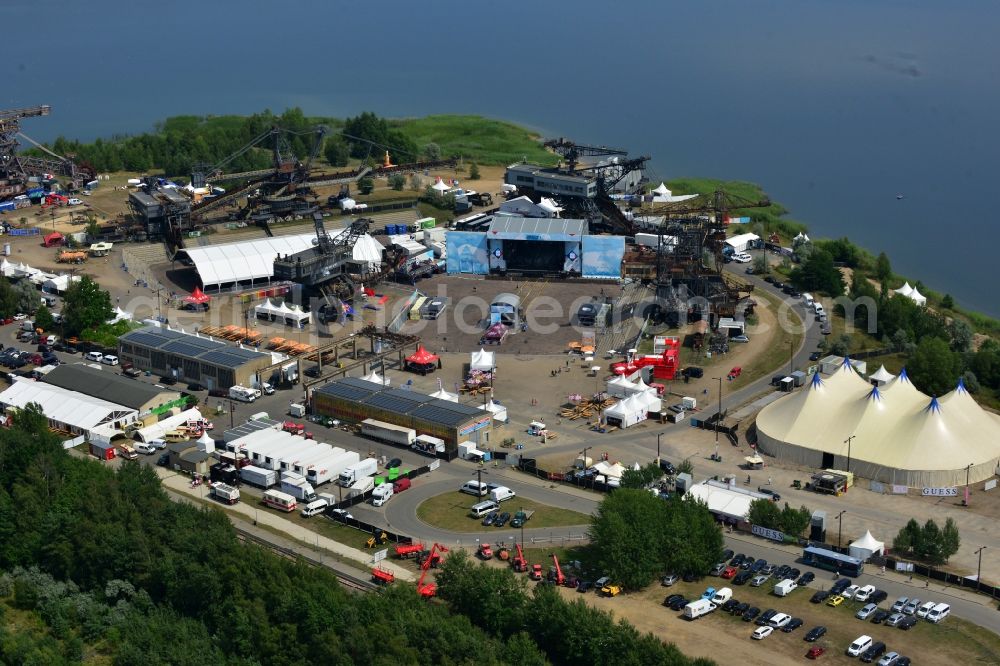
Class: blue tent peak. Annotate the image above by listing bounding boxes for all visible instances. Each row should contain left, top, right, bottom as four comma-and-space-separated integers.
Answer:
841, 355, 853, 368
810, 372, 824, 389
867, 385, 882, 402
925, 396, 942, 414
957, 377, 967, 393
898, 367, 910, 382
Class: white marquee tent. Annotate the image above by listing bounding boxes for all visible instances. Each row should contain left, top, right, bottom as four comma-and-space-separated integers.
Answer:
606, 374, 636, 398
254, 299, 311, 326
756, 358, 1000, 486
849, 530, 885, 561
134, 408, 204, 443
361, 369, 388, 385
182, 233, 317, 287
650, 182, 698, 203
429, 387, 458, 402
470, 348, 496, 372
0, 381, 138, 434
479, 399, 508, 423
893, 282, 927, 306
604, 393, 647, 428
869, 365, 896, 387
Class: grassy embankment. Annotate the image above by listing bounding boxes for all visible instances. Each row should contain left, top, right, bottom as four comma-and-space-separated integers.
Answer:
416, 493, 589, 533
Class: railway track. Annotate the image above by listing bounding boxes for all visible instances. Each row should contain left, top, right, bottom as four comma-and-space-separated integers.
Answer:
234, 526, 377, 593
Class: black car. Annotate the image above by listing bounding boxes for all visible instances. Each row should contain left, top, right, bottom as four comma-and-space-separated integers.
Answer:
386, 458, 402, 469
756, 609, 777, 626
41, 353, 59, 366
750, 559, 767, 573
809, 351, 822, 361
659, 459, 677, 475
663, 594, 684, 607
682, 572, 698, 583
781, 618, 804, 633
304, 365, 322, 378
721, 549, 734, 562
159, 375, 177, 385
764, 275, 775, 284
788, 289, 801, 298
831, 578, 852, 594
810, 590, 830, 604
187, 382, 206, 392
898, 616, 918, 630
781, 284, 795, 294
772, 281, 785, 290
774, 565, 790, 580
208, 388, 228, 398
860, 641, 886, 663
481, 513, 496, 527
577, 581, 593, 593
721, 599, 739, 613
757, 487, 782, 501
733, 571, 753, 585
494, 512, 511, 527
730, 553, 745, 567
869, 589, 888, 604
804, 626, 827, 642
740, 556, 756, 570
895, 658, 910, 666
681, 366, 704, 379
798, 572, 816, 586
668, 596, 689, 611
733, 602, 750, 616
870, 609, 892, 624
741, 607, 761, 622
156, 453, 170, 467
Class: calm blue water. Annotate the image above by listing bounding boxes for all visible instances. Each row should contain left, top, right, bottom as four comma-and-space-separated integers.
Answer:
4, 0, 998, 316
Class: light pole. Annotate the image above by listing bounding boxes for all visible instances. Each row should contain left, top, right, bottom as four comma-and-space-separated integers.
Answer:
476, 467, 488, 490
836, 510, 846, 549
656, 433, 663, 464
788, 337, 794, 375
711, 376, 723, 457
844, 435, 855, 475
975, 546, 986, 590
964, 463, 973, 506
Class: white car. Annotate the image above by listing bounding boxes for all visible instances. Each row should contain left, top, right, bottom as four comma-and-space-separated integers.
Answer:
751, 626, 773, 640
842, 584, 861, 599
768, 612, 792, 628
732, 252, 753, 263
854, 584, 876, 602
261, 382, 275, 395
12, 313, 27, 321
67, 197, 83, 205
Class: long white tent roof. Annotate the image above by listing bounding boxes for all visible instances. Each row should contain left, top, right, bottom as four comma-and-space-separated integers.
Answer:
756, 358, 1000, 484
0, 381, 137, 431
183, 234, 316, 286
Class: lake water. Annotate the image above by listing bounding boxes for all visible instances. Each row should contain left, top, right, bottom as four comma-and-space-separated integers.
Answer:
4, 0, 998, 316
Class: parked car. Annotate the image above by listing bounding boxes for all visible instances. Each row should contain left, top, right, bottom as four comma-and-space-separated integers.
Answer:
740, 556, 756, 570
721, 549, 734, 561
732, 334, 750, 343
756, 487, 782, 501
750, 559, 767, 573
493, 511, 511, 527
732, 602, 750, 616
804, 626, 827, 642
806, 646, 826, 659
305, 365, 322, 378
901, 598, 921, 615
751, 626, 773, 640
668, 596, 689, 610
798, 572, 816, 586
711, 562, 727, 576
661, 573, 679, 587
187, 382, 206, 392
750, 575, 769, 587
809, 351, 822, 361
884, 613, 906, 627
663, 594, 684, 607
826, 595, 845, 607
897, 616, 918, 630
810, 590, 831, 604
742, 606, 761, 622
756, 609, 777, 626
721, 566, 738, 579
856, 603, 878, 620
831, 578, 852, 595
733, 571, 753, 585
156, 453, 170, 467
159, 375, 177, 385
722, 599, 739, 613
730, 553, 745, 567
782, 617, 804, 632
481, 513, 497, 527
576, 581, 593, 593
860, 641, 886, 663
891, 597, 909, 613
877, 652, 901, 666
870, 609, 892, 624
842, 584, 861, 599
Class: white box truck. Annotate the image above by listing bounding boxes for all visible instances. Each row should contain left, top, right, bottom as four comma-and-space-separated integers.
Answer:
360, 419, 416, 447
338, 457, 378, 486
292, 445, 343, 476
280, 475, 317, 502
348, 476, 375, 498
229, 385, 261, 402
210, 482, 240, 504
371, 483, 394, 506
240, 465, 277, 488
307, 451, 360, 486
288, 403, 306, 418
683, 599, 717, 620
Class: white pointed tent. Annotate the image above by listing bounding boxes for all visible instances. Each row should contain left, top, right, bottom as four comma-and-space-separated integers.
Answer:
254, 299, 311, 326
196, 431, 216, 453
361, 369, 388, 385
470, 348, 495, 372
604, 393, 647, 428
479, 399, 508, 423
429, 387, 458, 402
868, 365, 895, 387
108, 306, 133, 324
849, 530, 885, 560
893, 282, 927, 306
432, 179, 450, 193
606, 374, 636, 398
756, 361, 1000, 487
650, 183, 698, 204
0, 259, 14, 277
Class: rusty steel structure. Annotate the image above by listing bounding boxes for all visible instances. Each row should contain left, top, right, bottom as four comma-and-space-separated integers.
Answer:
0, 105, 93, 200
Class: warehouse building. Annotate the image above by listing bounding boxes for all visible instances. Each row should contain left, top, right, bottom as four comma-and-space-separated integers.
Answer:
41, 363, 184, 420
118, 326, 275, 390
312, 377, 493, 454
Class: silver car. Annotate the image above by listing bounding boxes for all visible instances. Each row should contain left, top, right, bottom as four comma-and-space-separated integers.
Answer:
661, 574, 679, 587
891, 597, 909, 613
750, 575, 769, 587
884, 613, 906, 627
902, 598, 921, 615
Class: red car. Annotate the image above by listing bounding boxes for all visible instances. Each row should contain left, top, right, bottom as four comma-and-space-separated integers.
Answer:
282, 421, 305, 435
721, 566, 738, 579
806, 646, 825, 659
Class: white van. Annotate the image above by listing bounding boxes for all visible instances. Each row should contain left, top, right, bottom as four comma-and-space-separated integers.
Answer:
85, 351, 104, 363
101, 354, 119, 366
134, 442, 156, 455
148, 439, 166, 450
710, 587, 732, 605
847, 635, 873, 657
926, 602, 950, 623
371, 484, 394, 507
814, 303, 826, 316
916, 600, 936, 618
301, 499, 328, 517
469, 500, 499, 518
460, 480, 488, 497
489, 486, 516, 503
802, 293, 814, 306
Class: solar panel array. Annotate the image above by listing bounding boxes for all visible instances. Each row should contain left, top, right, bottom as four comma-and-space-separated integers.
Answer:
316, 378, 487, 428
121, 326, 269, 369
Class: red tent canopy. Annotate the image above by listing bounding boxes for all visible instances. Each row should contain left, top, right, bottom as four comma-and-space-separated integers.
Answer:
185, 286, 211, 304
406, 346, 439, 365
43, 232, 64, 247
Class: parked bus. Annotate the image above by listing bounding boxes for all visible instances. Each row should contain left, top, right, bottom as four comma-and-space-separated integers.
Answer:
802, 545, 864, 577
263, 489, 297, 512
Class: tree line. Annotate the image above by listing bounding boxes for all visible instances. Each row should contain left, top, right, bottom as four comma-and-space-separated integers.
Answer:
892, 518, 961, 566
0, 406, 711, 665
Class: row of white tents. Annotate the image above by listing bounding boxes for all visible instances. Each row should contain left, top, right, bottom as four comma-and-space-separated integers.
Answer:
254, 298, 311, 326
604, 373, 662, 428
0, 259, 80, 293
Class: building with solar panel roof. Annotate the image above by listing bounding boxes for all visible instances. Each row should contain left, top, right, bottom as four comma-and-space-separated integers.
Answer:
118, 326, 275, 390
313, 377, 493, 455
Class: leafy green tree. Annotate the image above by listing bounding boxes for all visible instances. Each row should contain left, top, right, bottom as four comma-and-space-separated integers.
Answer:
941, 294, 955, 309
62, 276, 113, 337
388, 173, 406, 191
357, 177, 375, 195
620, 463, 663, 489
436, 550, 527, 637
941, 517, 961, 563
778, 504, 813, 537
960, 370, 980, 393
906, 336, 963, 396
424, 142, 441, 160
875, 251, 892, 284
590, 490, 665, 589
747, 498, 781, 529
893, 518, 923, 557
947, 319, 973, 353
468, 162, 481, 180
409, 173, 422, 191
33, 305, 54, 333
752, 254, 768, 275
789, 248, 844, 296
920, 519, 944, 565
323, 136, 350, 167
676, 458, 693, 476
0, 278, 18, 318
828, 333, 852, 358
13, 280, 38, 314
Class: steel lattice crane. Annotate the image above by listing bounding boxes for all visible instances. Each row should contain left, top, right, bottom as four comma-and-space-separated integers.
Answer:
0, 105, 93, 200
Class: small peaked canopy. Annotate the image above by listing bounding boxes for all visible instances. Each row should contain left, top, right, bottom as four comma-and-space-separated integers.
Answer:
197, 431, 214, 446
0, 259, 12, 277
432, 179, 450, 193
849, 530, 885, 559
43, 231, 64, 245
894, 282, 914, 297
406, 346, 439, 365
470, 348, 496, 372
869, 365, 896, 384
652, 182, 670, 196
480, 399, 505, 414
537, 197, 563, 214
361, 369, 388, 385
908, 286, 927, 306
745, 454, 765, 465
185, 286, 211, 304
429, 387, 458, 402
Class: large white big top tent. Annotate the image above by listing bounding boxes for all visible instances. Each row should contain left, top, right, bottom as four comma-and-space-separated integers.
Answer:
755, 358, 1000, 487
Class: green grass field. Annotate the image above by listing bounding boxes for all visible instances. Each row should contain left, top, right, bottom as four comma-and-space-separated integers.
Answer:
664, 177, 807, 241
416, 493, 589, 533
391, 115, 559, 166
